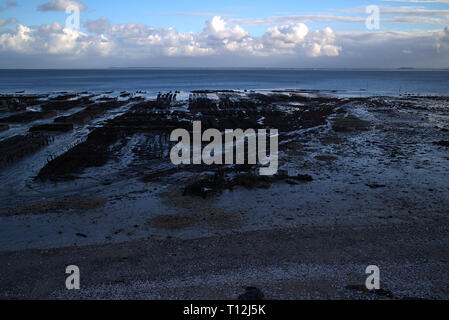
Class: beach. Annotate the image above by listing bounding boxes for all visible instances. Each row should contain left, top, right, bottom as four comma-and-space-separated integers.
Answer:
1, 86, 449, 299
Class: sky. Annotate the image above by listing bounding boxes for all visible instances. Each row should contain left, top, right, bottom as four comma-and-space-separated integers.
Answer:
0, 0, 449, 68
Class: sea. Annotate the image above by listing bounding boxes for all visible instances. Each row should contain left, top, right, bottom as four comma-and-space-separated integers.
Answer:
0, 69, 448, 97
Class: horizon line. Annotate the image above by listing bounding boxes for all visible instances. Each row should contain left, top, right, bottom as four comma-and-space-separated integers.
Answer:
1, 67, 449, 71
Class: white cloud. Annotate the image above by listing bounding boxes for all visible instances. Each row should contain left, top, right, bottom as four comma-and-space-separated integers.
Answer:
230, 5, 449, 27
84, 18, 111, 35
0, 22, 113, 57
105, 23, 213, 58
0, 15, 338, 59
1, 16, 449, 68
305, 27, 341, 57
38, 0, 87, 12
203, 16, 248, 42
436, 26, 449, 52
263, 23, 309, 49
0, 24, 34, 53
259, 23, 341, 57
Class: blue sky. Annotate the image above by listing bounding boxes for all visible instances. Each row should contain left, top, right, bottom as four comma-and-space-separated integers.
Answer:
1, 0, 449, 68
5, 0, 449, 32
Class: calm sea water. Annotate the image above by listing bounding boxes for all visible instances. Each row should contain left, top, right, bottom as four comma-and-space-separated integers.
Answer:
0, 69, 449, 97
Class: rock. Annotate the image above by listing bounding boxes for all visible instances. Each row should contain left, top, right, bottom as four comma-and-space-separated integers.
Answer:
275, 171, 313, 182
76, 233, 88, 238
29, 123, 74, 133
332, 116, 371, 132
8, 98, 27, 111
183, 170, 314, 198
295, 174, 314, 182
54, 101, 126, 124
345, 285, 394, 299
38, 127, 123, 181
366, 183, 386, 189
232, 173, 271, 189
374, 289, 394, 298
238, 287, 264, 300
315, 155, 338, 162
41, 96, 92, 111
0, 111, 57, 123
434, 141, 449, 147
183, 173, 226, 198
0, 134, 51, 168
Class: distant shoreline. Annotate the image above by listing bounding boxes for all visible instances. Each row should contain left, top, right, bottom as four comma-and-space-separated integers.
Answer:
1, 67, 449, 71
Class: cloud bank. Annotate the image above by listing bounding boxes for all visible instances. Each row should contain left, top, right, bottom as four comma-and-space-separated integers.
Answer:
0, 15, 448, 68
0, 16, 340, 59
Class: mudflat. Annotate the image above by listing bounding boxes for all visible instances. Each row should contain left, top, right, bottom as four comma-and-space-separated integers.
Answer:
1, 90, 448, 299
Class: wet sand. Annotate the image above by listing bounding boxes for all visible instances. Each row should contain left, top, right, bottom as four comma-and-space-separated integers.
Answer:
0, 90, 448, 299
1, 222, 448, 299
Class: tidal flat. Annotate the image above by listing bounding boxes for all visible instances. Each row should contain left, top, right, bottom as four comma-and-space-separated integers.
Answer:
0, 90, 448, 299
